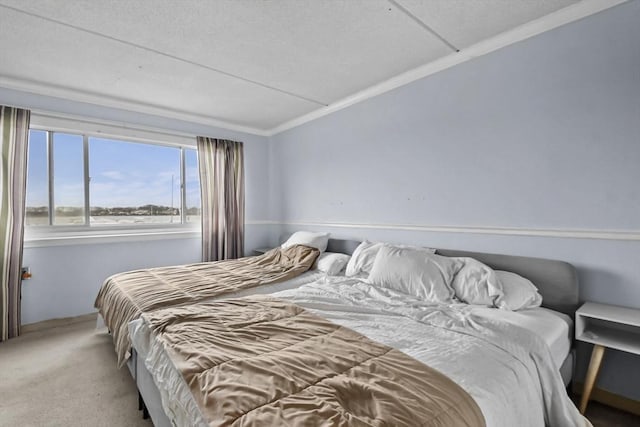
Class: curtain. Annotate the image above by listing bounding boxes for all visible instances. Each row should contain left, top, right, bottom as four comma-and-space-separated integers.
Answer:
196, 137, 245, 261
0, 106, 30, 341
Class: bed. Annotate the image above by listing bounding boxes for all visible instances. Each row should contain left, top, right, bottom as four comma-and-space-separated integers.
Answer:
129, 239, 586, 427
94, 244, 321, 368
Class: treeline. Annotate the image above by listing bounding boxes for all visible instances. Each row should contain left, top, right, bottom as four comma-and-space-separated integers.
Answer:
26, 205, 201, 217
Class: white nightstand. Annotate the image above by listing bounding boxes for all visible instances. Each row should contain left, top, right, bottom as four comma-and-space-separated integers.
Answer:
575, 302, 640, 414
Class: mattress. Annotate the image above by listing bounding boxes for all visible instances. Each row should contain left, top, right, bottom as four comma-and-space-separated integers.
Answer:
118, 269, 326, 380
140, 296, 485, 426
131, 276, 587, 427
98, 269, 325, 329
96, 245, 320, 366
469, 306, 573, 368
210, 269, 326, 297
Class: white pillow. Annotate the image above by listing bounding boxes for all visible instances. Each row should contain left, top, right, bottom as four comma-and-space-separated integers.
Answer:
367, 245, 462, 302
451, 258, 503, 306
345, 241, 436, 277
314, 252, 351, 275
345, 241, 385, 277
495, 270, 543, 311
281, 231, 330, 253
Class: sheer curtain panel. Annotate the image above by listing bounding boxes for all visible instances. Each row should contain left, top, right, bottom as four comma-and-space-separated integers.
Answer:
0, 106, 30, 341
196, 137, 245, 261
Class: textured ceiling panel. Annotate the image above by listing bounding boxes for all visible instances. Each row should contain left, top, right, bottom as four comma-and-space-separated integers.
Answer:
0, 0, 452, 105
396, 0, 580, 49
0, 0, 609, 132
0, 5, 320, 129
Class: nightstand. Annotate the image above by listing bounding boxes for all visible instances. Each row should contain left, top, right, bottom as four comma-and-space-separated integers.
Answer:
253, 247, 272, 256
575, 302, 640, 414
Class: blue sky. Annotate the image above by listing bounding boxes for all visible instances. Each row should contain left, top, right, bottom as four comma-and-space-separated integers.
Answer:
26, 131, 201, 209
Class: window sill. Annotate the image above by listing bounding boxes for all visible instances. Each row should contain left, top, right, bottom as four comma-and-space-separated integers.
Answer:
23, 227, 201, 248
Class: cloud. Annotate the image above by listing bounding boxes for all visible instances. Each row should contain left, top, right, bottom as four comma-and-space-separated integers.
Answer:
29, 165, 199, 208
185, 167, 199, 181
90, 177, 181, 207
101, 170, 126, 180
53, 183, 85, 206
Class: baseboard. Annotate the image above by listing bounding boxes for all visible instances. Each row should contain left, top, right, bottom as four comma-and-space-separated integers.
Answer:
21, 312, 97, 334
573, 382, 640, 416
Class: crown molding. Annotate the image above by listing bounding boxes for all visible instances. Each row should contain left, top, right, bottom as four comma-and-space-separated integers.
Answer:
0, 74, 270, 137
267, 0, 627, 136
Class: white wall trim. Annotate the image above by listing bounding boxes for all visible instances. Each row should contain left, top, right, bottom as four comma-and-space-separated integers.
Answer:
22, 219, 640, 246
23, 220, 273, 248
276, 220, 640, 242
0, 74, 270, 137
268, 0, 627, 136
245, 220, 279, 226
23, 229, 201, 248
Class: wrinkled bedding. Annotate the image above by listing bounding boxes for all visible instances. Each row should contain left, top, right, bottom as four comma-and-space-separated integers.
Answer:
277, 277, 590, 427
132, 276, 591, 427
140, 295, 485, 427
469, 306, 572, 368
95, 245, 318, 366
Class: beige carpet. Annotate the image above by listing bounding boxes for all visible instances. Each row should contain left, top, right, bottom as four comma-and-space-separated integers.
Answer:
0, 318, 151, 427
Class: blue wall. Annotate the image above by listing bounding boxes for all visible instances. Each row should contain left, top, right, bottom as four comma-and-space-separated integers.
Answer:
269, 1, 640, 399
3, 0, 639, 403
270, 2, 640, 231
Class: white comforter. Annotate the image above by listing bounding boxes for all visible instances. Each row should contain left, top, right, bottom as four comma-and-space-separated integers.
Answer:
133, 275, 590, 427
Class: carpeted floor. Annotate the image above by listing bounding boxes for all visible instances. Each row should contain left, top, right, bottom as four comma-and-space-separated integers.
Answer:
0, 318, 151, 427
1, 318, 638, 427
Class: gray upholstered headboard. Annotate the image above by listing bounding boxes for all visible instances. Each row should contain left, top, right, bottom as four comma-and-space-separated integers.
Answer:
282, 235, 579, 317
278, 236, 361, 256
436, 248, 579, 317
326, 238, 361, 256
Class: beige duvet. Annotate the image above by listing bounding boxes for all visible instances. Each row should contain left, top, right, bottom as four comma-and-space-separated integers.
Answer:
94, 245, 319, 366
142, 295, 486, 427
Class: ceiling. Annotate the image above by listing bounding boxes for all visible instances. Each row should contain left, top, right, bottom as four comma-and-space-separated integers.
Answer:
0, 0, 622, 134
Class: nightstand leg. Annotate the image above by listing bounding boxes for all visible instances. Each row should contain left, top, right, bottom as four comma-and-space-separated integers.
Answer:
580, 344, 605, 414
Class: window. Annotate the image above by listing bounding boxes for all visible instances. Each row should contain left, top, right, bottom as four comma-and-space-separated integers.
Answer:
184, 148, 201, 224
25, 129, 200, 229
25, 130, 48, 226
53, 133, 85, 225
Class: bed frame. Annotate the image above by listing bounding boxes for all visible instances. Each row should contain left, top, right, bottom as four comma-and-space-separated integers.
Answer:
435, 246, 579, 392
132, 238, 579, 426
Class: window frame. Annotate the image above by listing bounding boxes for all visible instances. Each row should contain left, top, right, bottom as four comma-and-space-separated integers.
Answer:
24, 115, 202, 243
